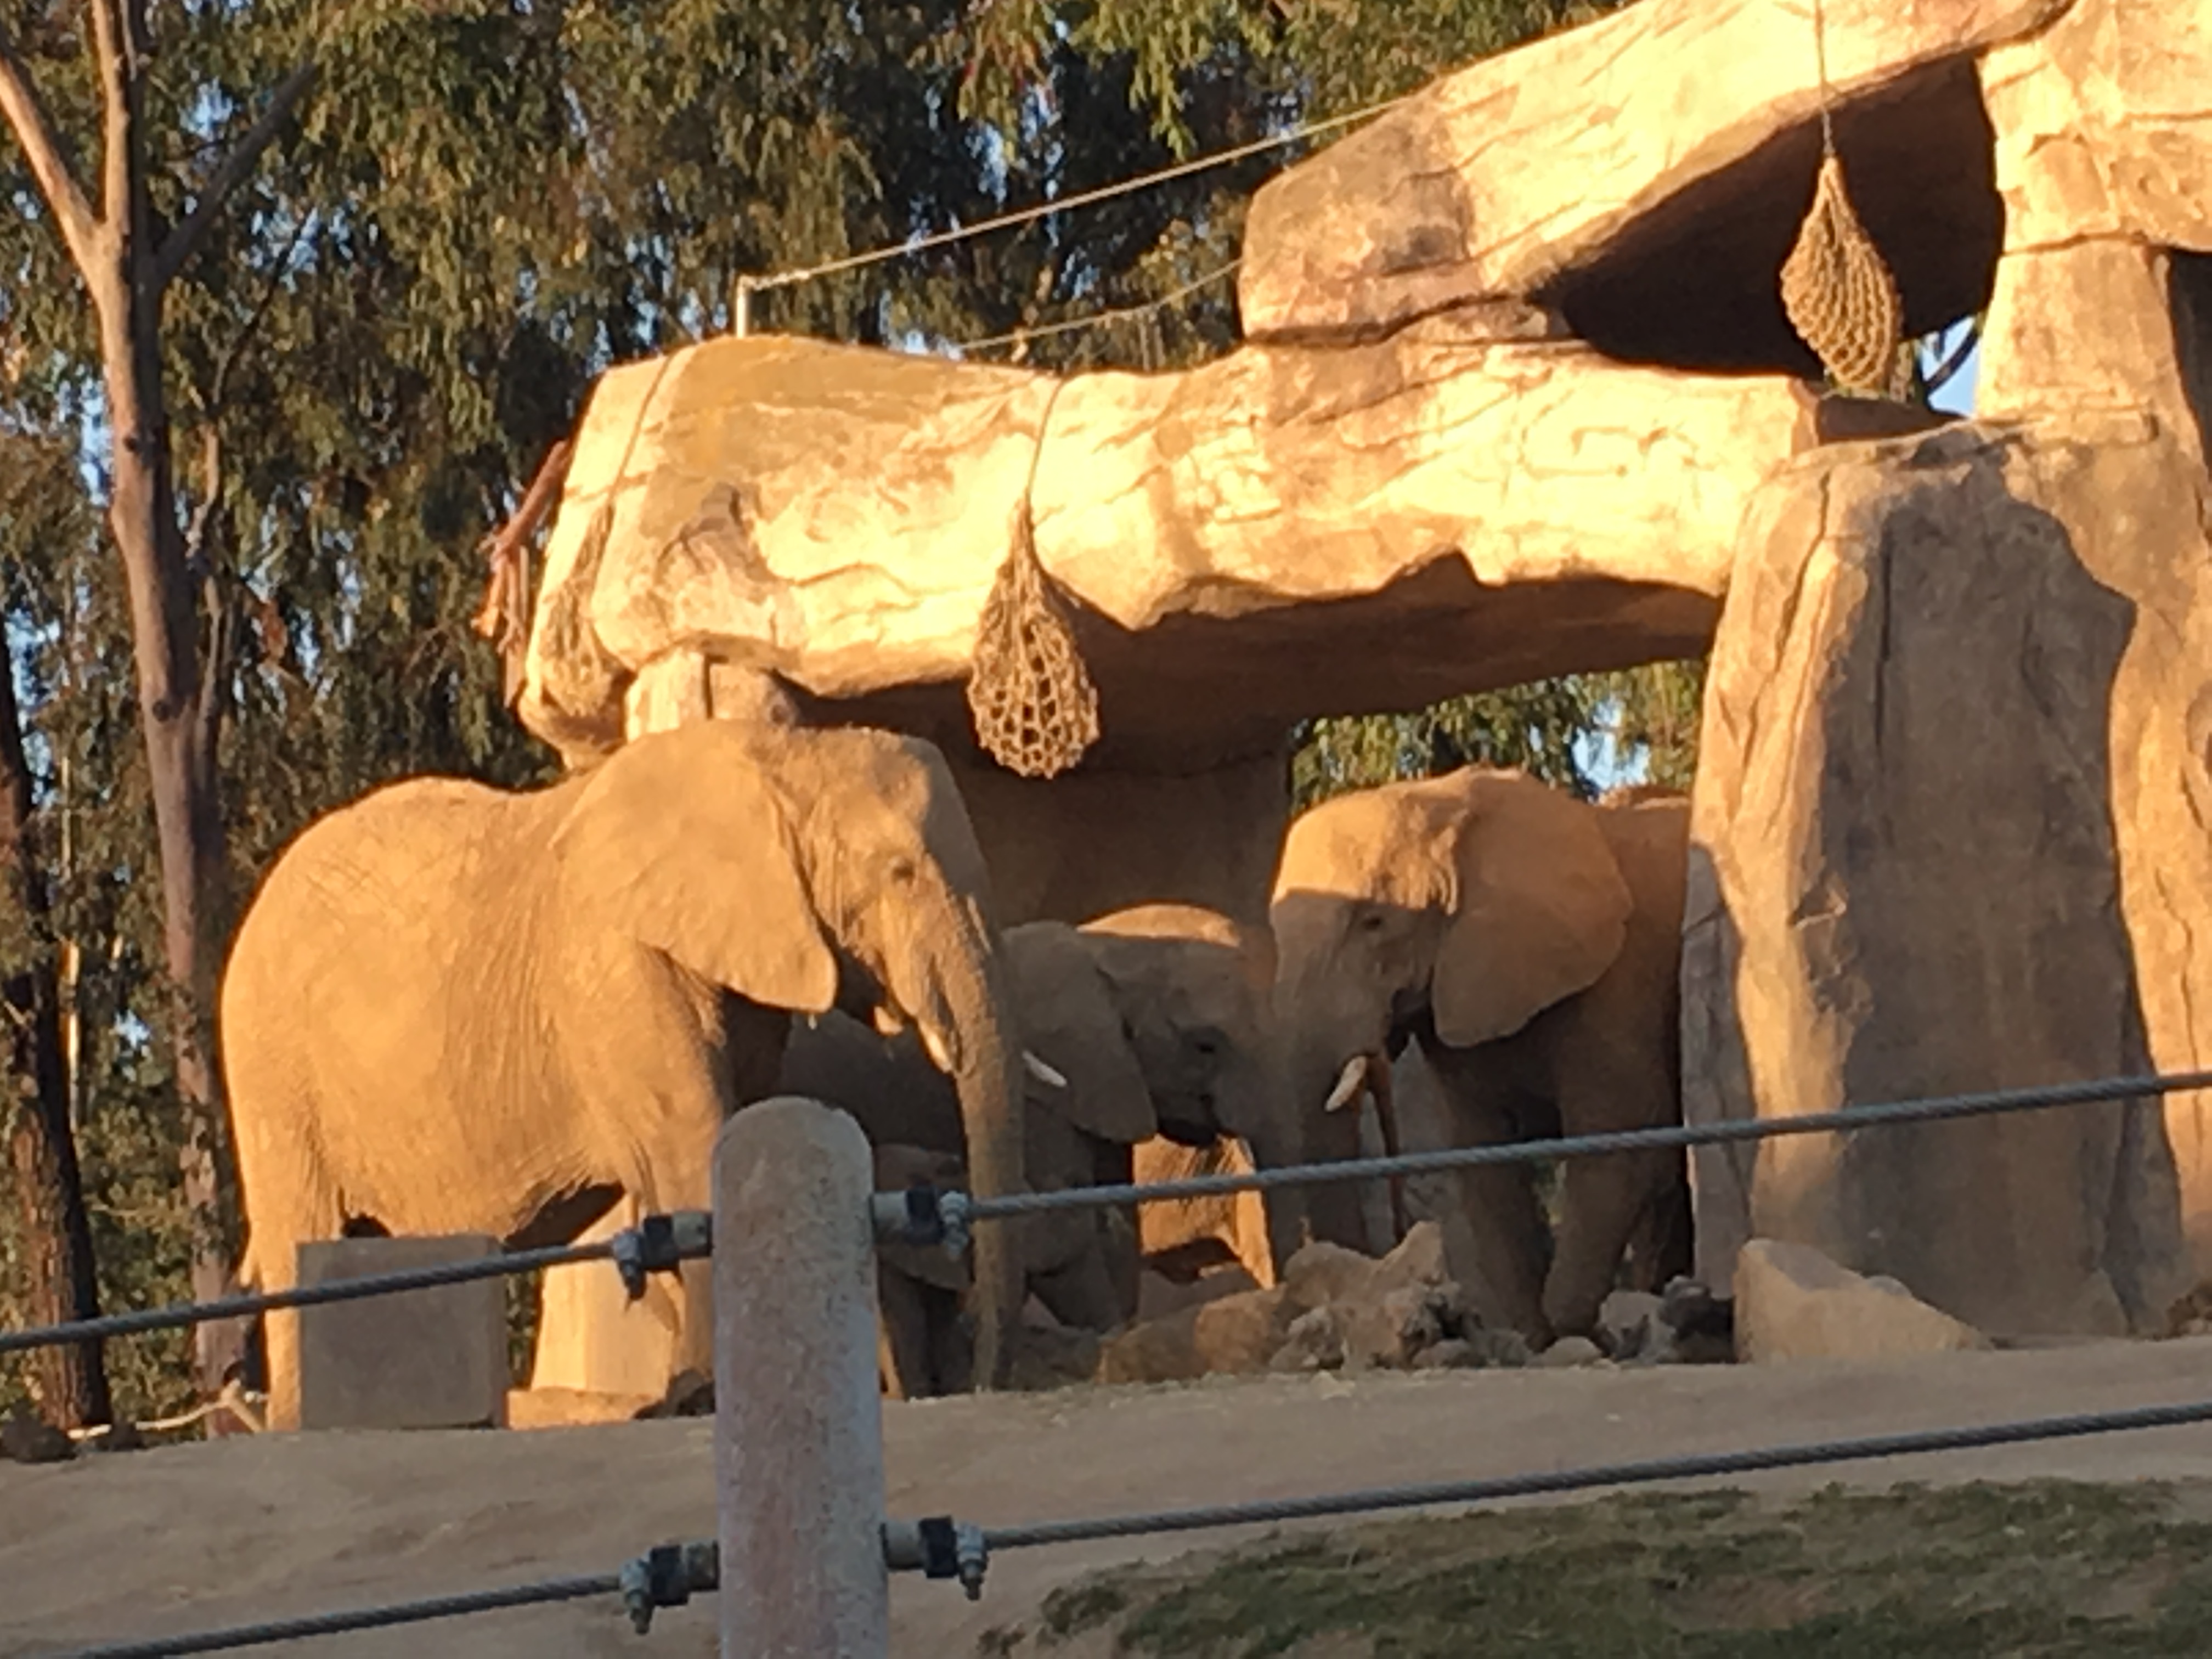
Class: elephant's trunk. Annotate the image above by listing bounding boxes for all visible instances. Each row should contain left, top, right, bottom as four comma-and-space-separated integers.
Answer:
1276, 953, 1396, 1255
896, 900, 1026, 1391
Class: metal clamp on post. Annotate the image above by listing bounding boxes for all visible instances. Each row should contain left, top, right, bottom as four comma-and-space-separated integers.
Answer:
868, 1184, 973, 1261
617, 1539, 719, 1634
610, 1210, 712, 1302
882, 1516, 989, 1600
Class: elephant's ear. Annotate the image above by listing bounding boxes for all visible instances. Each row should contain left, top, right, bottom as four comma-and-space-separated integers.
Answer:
551, 724, 839, 1014
1430, 771, 1633, 1048
1005, 922, 1158, 1145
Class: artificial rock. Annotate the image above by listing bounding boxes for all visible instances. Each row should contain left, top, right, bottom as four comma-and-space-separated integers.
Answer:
517, 325, 1814, 776
1681, 415, 2210, 1339
1734, 1239, 1991, 1363
1237, 0, 2057, 357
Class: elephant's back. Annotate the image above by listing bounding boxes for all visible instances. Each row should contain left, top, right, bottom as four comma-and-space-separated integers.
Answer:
1596, 792, 1691, 935
221, 775, 545, 1073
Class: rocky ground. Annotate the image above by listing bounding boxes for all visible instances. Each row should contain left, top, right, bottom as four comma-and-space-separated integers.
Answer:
12, 1336, 2212, 1655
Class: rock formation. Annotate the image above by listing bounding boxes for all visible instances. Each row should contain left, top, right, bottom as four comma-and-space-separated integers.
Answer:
1683, 0, 2212, 1337
506, 0, 2072, 927
500, 0, 2212, 1351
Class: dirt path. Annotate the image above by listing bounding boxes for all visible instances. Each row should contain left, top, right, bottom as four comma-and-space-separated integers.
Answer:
11, 1338, 2212, 1657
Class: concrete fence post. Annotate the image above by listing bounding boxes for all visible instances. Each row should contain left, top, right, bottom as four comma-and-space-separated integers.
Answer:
715, 1096, 890, 1658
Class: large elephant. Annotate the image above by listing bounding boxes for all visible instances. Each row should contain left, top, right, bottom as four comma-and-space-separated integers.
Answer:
220, 718, 1030, 1427
1269, 769, 1691, 1346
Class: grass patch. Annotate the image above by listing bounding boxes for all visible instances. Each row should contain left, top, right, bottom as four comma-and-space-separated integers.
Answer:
1005, 1480, 2212, 1656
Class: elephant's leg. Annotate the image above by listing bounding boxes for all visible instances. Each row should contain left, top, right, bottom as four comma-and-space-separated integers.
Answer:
1544, 1147, 1677, 1339
1426, 1049, 1551, 1341
1448, 1161, 1553, 1341
929, 1284, 975, 1395
235, 1131, 345, 1434
1031, 1234, 1131, 1333
1621, 1159, 1694, 1294
876, 1266, 938, 1399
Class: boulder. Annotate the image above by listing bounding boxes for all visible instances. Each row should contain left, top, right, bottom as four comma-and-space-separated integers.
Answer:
1596, 1290, 1667, 1362
516, 325, 1816, 776
1532, 1336, 1607, 1369
1238, 0, 2059, 353
1682, 417, 2207, 1338
1734, 1239, 1991, 1363
1094, 1286, 1299, 1386
0, 1407, 74, 1465
1135, 1265, 1262, 1324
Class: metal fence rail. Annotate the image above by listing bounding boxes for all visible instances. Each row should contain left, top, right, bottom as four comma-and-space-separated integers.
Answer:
54, 1572, 627, 1659
56, 1389, 2212, 1652
0, 1212, 711, 1357
956, 1068, 2212, 1220
21, 1069, 2212, 1655
8, 1068, 2209, 1355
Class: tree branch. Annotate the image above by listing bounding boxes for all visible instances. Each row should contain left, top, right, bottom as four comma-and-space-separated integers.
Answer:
153, 60, 318, 294
87, 0, 130, 241
0, 18, 101, 274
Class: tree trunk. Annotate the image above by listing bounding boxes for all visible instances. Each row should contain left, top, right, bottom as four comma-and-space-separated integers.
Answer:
5, 1, 320, 1406
0, 627, 112, 1429
87, 0, 239, 1395
95, 260, 239, 1398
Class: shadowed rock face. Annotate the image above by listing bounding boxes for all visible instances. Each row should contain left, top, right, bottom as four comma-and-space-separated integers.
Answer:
1683, 419, 2205, 1341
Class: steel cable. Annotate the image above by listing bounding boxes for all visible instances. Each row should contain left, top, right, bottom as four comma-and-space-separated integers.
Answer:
0, 1239, 615, 1356
970, 1395, 2212, 1554
50, 1572, 623, 1657
967, 1068, 2212, 1220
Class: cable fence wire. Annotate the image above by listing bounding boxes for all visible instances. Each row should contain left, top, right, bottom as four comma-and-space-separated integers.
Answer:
50, 1572, 626, 1659
965, 1068, 2212, 1221
952, 1393, 2212, 1556
8, 1072, 2207, 1355
0, 1222, 708, 1358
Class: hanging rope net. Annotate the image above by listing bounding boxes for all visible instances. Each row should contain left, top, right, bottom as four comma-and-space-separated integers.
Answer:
966, 493, 1101, 778
1780, 145, 1908, 398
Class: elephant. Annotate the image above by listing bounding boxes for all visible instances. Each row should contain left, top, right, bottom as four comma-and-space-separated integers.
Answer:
772, 902, 1295, 1397
1269, 768, 1692, 1347
219, 717, 1031, 1427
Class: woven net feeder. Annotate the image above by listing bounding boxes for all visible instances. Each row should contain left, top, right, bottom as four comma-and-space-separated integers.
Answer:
1780, 146, 1910, 399
965, 496, 1102, 779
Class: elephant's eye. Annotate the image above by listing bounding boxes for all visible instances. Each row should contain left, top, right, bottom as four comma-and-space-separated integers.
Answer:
888, 857, 918, 885
1358, 911, 1386, 933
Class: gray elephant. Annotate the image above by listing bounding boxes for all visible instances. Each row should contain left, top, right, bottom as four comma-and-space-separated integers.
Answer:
220, 718, 1031, 1427
1270, 769, 1691, 1347
775, 902, 1294, 1397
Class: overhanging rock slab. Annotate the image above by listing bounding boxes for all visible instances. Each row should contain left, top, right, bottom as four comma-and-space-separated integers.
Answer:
518, 320, 1825, 770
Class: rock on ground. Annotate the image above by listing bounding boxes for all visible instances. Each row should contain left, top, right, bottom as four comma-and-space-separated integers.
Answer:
1735, 1238, 1993, 1364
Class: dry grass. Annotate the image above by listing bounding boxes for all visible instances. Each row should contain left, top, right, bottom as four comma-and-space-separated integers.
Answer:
976, 1480, 2212, 1656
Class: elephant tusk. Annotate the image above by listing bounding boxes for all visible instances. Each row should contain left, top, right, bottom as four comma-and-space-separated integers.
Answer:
1324, 1053, 1371, 1113
919, 1023, 954, 1075
1024, 1051, 1069, 1090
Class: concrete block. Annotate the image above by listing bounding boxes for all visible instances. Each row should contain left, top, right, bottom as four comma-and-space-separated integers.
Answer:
296, 1234, 509, 1431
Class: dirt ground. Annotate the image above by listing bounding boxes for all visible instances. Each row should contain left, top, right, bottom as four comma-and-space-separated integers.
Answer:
12, 1337, 2212, 1657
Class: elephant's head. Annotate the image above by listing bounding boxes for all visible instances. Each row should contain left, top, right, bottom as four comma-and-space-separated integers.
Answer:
1269, 768, 1635, 1245
553, 718, 1030, 1386
1078, 905, 1283, 1152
